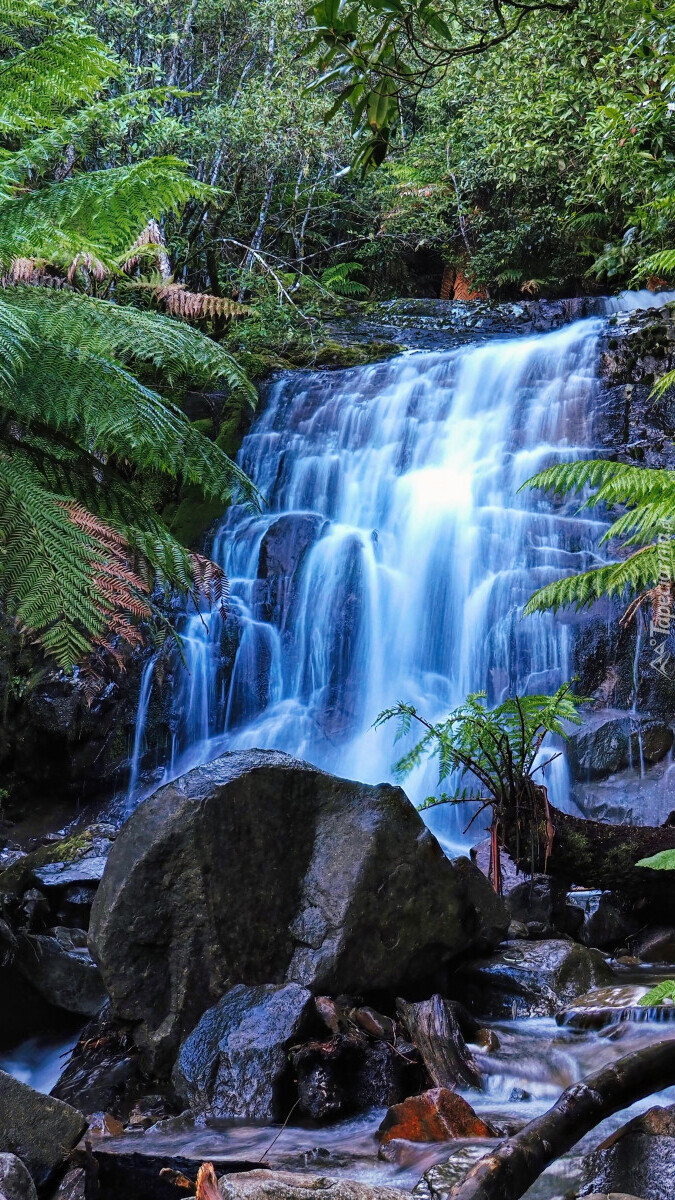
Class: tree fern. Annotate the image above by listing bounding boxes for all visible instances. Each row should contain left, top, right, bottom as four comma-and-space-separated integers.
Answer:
522, 459, 675, 615
0, 2, 259, 672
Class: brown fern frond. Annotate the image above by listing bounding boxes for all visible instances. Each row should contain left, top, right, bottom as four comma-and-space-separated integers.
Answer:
62, 502, 153, 673
189, 551, 228, 610
155, 282, 249, 322
2, 258, 68, 288
67, 252, 108, 284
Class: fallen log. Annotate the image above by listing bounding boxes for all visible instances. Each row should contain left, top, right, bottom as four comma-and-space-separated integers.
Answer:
397, 995, 482, 1090
499, 795, 675, 911
436, 1039, 675, 1200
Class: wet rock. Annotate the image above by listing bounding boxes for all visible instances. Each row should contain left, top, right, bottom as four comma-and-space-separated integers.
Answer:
580, 1104, 675, 1200
556, 985, 649, 1029
352, 1007, 396, 1041
579, 892, 640, 952
90, 750, 508, 1070
292, 1034, 420, 1121
86, 1111, 124, 1138
55, 884, 98, 930
377, 1088, 496, 1148
16, 888, 51, 932
173, 982, 314, 1120
256, 513, 327, 629
413, 1148, 498, 1199
33, 856, 109, 889
627, 926, 675, 962
0, 828, 114, 904
506, 874, 566, 930
449, 939, 615, 1018
567, 714, 673, 781
51, 1167, 86, 1200
218, 1170, 412, 1200
0, 1070, 86, 1187
14, 930, 106, 1016
51, 1005, 142, 1119
0, 1154, 38, 1200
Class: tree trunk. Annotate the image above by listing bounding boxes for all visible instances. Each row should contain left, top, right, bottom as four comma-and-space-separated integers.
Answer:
440, 1039, 675, 1200
397, 995, 482, 1090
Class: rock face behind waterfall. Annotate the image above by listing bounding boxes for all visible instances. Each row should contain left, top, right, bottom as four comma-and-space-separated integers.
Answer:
89, 750, 508, 1070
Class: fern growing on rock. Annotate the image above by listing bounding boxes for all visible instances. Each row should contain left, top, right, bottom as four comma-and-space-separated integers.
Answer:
375, 684, 586, 892
0, 0, 258, 672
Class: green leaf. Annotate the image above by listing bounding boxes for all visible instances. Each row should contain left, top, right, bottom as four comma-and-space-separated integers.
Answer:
639, 980, 675, 1005
636, 849, 675, 870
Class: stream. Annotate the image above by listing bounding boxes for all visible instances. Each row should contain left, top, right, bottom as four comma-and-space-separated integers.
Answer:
57, 1011, 675, 1198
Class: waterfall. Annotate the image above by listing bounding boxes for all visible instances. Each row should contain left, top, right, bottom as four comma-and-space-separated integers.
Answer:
126, 311, 623, 852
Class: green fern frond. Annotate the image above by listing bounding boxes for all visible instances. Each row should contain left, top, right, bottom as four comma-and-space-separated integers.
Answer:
523, 546, 661, 614
0, 159, 213, 267
523, 458, 675, 616
0, 34, 117, 135
636, 248, 675, 280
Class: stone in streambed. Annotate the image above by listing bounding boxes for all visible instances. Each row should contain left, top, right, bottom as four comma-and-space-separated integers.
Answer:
377, 1088, 496, 1149
0, 1071, 86, 1187
51, 1167, 86, 1200
173, 982, 313, 1120
51, 1005, 142, 1119
218, 1170, 412, 1200
556, 985, 650, 1030
449, 939, 614, 1018
0, 1155, 38, 1200
292, 1033, 420, 1121
90, 750, 508, 1069
580, 1104, 675, 1200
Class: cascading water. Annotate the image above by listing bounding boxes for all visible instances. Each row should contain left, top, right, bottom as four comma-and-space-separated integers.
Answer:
130, 311, 619, 851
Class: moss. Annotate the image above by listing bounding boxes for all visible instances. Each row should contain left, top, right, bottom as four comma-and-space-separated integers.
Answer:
164, 483, 225, 549
190, 417, 214, 437
0, 829, 97, 898
311, 339, 403, 368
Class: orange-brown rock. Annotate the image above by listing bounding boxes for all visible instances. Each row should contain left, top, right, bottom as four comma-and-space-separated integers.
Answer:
376, 1087, 496, 1146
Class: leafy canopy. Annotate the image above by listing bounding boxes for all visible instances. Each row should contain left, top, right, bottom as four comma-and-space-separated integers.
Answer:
303, 0, 579, 171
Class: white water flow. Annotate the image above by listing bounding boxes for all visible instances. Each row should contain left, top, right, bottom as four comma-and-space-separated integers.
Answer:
129, 313, 617, 851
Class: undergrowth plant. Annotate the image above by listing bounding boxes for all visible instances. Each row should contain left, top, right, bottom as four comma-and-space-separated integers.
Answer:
375, 684, 586, 893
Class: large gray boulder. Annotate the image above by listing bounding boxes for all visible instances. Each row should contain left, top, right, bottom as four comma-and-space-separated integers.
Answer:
173, 983, 313, 1119
0, 1154, 38, 1200
90, 750, 508, 1070
0, 1071, 86, 1187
